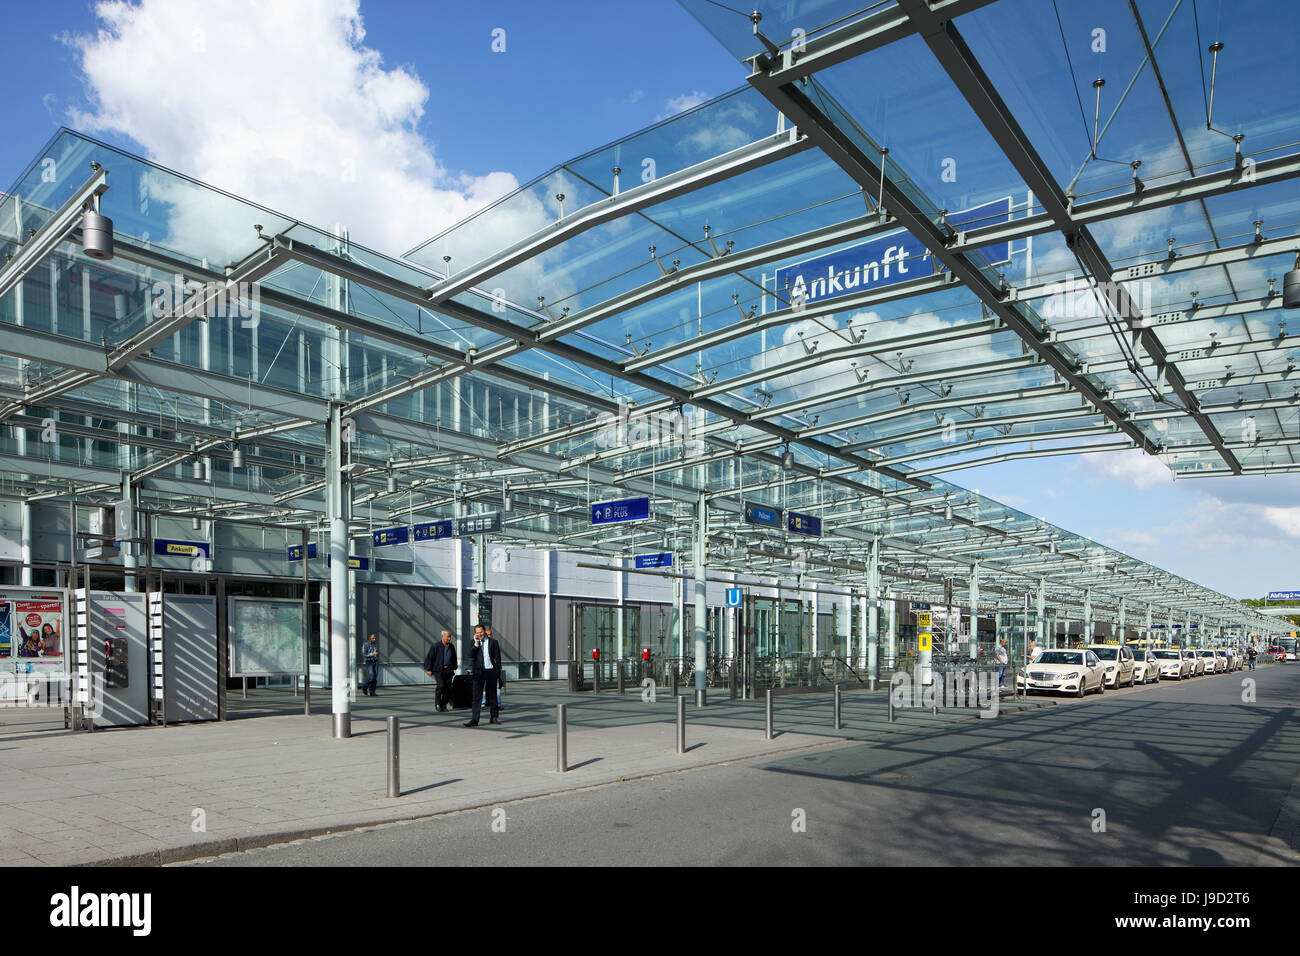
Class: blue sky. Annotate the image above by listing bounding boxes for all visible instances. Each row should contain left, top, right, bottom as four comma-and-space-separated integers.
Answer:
2, 0, 1297, 600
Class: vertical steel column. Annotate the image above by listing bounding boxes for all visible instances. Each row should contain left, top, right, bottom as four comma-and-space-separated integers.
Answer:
764, 688, 774, 739
386, 716, 399, 797
968, 563, 980, 659
301, 526, 311, 716
886, 591, 897, 668
1084, 589, 1093, 643
1119, 598, 1127, 645
556, 704, 567, 772
867, 536, 879, 684
328, 405, 351, 739
693, 491, 707, 706
676, 695, 686, 753
20, 503, 32, 586
1036, 581, 1046, 650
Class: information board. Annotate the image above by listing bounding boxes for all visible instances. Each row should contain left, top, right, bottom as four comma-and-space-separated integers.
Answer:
228, 598, 304, 677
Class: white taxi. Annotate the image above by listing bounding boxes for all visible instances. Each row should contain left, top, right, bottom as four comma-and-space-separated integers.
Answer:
1017, 649, 1106, 697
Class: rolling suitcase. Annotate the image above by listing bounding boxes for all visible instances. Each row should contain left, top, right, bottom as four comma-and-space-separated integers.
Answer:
452, 674, 473, 709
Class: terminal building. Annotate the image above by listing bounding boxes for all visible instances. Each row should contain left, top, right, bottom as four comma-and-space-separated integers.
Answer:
0, 0, 1295, 733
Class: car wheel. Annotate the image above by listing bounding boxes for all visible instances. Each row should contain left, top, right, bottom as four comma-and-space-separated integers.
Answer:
1076, 681, 1085, 698
1128, 670, 1136, 687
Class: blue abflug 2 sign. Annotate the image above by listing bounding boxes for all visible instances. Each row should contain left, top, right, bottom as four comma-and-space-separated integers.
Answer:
774, 197, 1012, 309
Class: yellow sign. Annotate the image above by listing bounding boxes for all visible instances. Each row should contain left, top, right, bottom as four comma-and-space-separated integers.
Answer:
919, 632, 931, 652
165, 543, 200, 556
918, 612, 932, 629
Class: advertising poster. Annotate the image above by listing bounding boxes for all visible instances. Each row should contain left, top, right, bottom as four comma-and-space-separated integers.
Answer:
15, 598, 64, 658
0, 603, 10, 657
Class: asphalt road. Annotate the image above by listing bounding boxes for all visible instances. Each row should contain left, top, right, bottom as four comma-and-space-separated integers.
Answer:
187, 662, 1300, 867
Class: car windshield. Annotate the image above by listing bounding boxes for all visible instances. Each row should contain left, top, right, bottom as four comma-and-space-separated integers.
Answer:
1155, 651, 1180, 659
1036, 651, 1083, 665
1091, 647, 1118, 660
1199, 651, 1215, 657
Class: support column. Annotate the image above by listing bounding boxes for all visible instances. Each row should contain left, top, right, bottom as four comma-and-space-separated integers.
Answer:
867, 536, 880, 681
1083, 589, 1093, 643
886, 590, 897, 667
1118, 598, 1127, 644
543, 550, 554, 679
327, 404, 351, 739
20, 503, 33, 586
1036, 580, 1046, 650
122, 476, 138, 592
968, 563, 980, 659
1146, 604, 1153, 646
692, 492, 707, 699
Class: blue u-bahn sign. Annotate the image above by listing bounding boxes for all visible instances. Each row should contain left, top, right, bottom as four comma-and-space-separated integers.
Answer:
413, 520, 454, 541
774, 197, 1012, 309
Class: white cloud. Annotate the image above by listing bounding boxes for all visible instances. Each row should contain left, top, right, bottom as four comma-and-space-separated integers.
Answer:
64, 0, 518, 259
657, 91, 709, 121
1262, 505, 1300, 539
1079, 448, 1173, 489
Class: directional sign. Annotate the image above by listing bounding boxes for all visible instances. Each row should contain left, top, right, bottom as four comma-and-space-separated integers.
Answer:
1268, 591, 1300, 601
326, 554, 369, 571
635, 552, 673, 569
591, 497, 650, 525
456, 512, 502, 537
372, 525, 409, 547
288, 542, 318, 561
743, 502, 782, 528
154, 539, 210, 559
413, 520, 453, 541
786, 510, 822, 537
725, 588, 743, 608
909, 602, 932, 611
774, 197, 1012, 309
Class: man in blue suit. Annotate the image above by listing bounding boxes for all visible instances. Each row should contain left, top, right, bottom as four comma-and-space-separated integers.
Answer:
464, 623, 501, 727
424, 629, 457, 712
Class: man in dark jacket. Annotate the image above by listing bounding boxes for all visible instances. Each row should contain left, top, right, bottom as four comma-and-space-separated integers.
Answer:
424, 629, 458, 712
464, 623, 501, 727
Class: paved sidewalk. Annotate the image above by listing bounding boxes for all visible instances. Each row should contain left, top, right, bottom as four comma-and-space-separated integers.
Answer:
0, 682, 1052, 866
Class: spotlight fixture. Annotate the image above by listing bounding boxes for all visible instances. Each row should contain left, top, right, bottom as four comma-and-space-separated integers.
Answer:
81, 194, 114, 261
386, 472, 396, 495
192, 457, 204, 481
944, 503, 953, 521
231, 445, 244, 469
781, 446, 794, 470
1283, 254, 1300, 310
191, 516, 200, 531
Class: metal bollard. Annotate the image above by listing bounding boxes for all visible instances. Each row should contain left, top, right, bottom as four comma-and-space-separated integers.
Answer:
671, 665, 678, 698
888, 686, 895, 722
592, 660, 600, 694
729, 663, 737, 700
676, 695, 686, 754
834, 684, 842, 730
764, 688, 774, 740
696, 688, 707, 707
557, 704, 567, 773
617, 661, 625, 695
386, 716, 400, 798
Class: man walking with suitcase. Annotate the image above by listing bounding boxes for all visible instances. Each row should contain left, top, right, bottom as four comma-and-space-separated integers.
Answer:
424, 629, 458, 712
464, 624, 501, 727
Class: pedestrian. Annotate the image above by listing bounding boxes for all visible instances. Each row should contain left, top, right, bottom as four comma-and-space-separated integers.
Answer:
1247, 644, 1257, 671
424, 629, 457, 712
1027, 637, 1041, 663
463, 623, 501, 727
483, 625, 504, 711
362, 633, 380, 696
995, 637, 1008, 688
